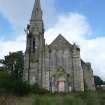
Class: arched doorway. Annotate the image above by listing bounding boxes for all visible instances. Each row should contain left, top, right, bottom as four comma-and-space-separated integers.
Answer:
51, 67, 66, 92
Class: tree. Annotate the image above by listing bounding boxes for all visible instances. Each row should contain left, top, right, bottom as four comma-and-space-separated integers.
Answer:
94, 76, 103, 86
3, 51, 24, 79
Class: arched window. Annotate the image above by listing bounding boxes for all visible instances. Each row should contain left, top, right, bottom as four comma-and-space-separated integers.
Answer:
33, 38, 35, 53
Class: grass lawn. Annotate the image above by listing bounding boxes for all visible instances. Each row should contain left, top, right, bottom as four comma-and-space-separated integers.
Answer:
0, 91, 105, 105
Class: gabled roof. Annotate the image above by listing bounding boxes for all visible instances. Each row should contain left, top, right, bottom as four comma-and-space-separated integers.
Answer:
49, 34, 72, 50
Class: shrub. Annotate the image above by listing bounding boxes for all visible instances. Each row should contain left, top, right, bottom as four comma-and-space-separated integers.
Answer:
31, 83, 49, 95
0, 71, 30, 96
8, 78, 30, 96
0, 70, 49, 96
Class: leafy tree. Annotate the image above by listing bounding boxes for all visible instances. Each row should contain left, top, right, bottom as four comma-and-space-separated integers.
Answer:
0, 59, 4, 63
3, 51, 24, 79
103, 81, 105, 85
94, 76, 103, 86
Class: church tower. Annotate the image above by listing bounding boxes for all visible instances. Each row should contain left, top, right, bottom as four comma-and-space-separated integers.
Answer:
23, 0, 45, 86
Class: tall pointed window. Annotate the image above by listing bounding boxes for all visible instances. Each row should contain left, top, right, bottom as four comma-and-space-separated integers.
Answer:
33, 38, 36, 53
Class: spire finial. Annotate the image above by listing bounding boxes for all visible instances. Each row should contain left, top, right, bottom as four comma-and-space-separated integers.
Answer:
35, 0, 41, 9
31, 0, 42, 21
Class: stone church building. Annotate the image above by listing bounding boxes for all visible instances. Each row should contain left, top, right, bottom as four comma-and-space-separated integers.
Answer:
23, 0, 95, 92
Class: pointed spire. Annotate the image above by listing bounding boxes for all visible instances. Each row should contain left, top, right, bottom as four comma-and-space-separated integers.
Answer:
31, 0, 42, 21
35, 0, 41, 8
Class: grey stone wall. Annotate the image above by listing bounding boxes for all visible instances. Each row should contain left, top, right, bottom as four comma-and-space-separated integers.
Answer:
43, 42, 85, 92
72, 44, 84, 91
82, 61, 96, 91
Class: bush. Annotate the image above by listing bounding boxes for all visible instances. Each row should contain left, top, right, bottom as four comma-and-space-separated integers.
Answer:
0, 71, 30, 96
0, 70, 49, 96
7, 78, 30, 96
0, 70, 10, 93
1, 78, 31, 96
31, 83, 49, 95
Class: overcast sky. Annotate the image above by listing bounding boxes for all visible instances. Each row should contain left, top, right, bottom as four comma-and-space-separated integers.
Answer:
0, 0, 105, 80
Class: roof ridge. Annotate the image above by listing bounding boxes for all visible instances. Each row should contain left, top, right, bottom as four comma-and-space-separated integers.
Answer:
50, 34, 72, 50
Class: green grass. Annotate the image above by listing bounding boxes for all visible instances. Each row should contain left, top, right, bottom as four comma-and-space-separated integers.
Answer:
0, 91, 105, 105
32, 92, 105, 105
